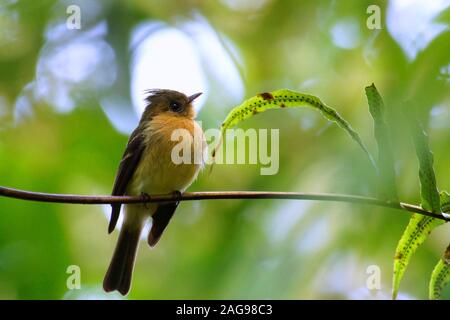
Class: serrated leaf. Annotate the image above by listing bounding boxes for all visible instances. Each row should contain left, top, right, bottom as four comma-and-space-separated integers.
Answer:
392, 106, 443, 299
429, 193, 450, 299
365, 83, 398, 201
214, 89, 376, 169
441, 191, 450, 218
429, 244, 450, 300
393, 214, 444, 299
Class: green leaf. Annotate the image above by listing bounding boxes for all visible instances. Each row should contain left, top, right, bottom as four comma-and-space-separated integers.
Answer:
214, 89, 376, 169
365, 83, 398, 201
429, 192, 450, 299
404, 104, 440, 213
392, 214, 444, 299
441, 191, 450, 217
392, 106, 443, 299
433, 6, 450, 25
429, 252, 450, 300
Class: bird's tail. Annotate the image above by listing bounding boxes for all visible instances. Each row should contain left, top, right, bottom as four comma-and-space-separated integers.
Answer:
103, 221, 143, 295
148, 202, 179, 247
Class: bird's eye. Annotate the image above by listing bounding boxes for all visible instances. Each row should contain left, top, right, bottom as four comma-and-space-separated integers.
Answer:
169, 101, 183, 112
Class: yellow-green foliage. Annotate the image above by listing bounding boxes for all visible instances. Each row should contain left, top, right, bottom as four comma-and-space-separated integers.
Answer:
215, 89, 375, 169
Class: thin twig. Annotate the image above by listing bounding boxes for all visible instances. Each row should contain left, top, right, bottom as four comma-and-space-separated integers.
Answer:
0, 186, 447, 221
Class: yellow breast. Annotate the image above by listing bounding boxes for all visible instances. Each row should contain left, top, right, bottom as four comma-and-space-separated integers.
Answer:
127, 113, 206, 196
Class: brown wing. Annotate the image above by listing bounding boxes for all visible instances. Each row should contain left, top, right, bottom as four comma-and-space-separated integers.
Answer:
108, 128, 146, 233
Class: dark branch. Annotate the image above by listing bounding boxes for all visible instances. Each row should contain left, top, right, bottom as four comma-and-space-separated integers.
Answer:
0, 185, 447, 221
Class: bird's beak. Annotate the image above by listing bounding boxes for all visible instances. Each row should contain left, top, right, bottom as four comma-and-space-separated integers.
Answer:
187, 92, 202, 103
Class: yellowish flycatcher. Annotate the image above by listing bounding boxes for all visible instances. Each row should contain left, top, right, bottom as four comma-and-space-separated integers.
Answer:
103, 89, 205, 295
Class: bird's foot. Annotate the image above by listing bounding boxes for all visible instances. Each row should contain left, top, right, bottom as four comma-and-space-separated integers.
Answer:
141, 192, 151, 208
172, 190, 182, 203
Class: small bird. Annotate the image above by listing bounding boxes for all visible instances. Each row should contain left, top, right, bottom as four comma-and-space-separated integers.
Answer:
103, 89, 206, 295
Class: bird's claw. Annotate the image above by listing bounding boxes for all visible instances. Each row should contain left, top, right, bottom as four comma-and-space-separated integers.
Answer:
173, 190, 182, 203
141, 192, 151, 208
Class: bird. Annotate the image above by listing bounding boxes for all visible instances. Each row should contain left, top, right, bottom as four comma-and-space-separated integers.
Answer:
103, 89, 206, 295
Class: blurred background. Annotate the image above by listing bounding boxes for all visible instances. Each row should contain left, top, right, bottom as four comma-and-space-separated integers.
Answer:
0, 0, 449, 299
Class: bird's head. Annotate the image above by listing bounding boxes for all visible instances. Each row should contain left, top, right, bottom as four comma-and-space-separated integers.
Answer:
141, 89, 202, 121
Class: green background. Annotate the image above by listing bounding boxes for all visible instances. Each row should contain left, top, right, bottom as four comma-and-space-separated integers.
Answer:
0, 0, 449, 299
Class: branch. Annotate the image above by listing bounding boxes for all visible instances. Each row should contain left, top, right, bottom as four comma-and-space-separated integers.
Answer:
0, 186, 447, 221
